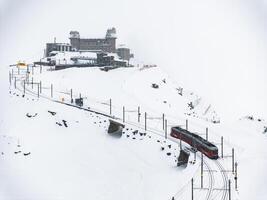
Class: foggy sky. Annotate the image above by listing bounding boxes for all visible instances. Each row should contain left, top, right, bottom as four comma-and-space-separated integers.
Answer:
1, 0, 267, 121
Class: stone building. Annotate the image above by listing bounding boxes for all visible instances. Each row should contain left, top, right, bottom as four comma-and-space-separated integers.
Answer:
46, 43, 72, 57
117, 46, 134, 61
69, 28, 117, 53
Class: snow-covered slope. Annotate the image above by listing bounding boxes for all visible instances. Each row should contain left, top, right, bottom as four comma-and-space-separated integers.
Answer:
1, 64, 267, 200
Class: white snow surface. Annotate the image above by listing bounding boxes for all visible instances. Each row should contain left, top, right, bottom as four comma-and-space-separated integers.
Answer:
1, 65, 267, 200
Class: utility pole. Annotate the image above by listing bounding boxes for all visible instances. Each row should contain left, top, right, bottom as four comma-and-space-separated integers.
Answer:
162, 113, 165, 130
221, 136, 224, 158
9, 72, 11, 85
232, 148, 235, 173
123, 106, 125, 123
235, 162, 238, 190
206, 127, 208, 141
138, 106, 140, 123
51, 84, 53, 98
191, 178, 194, 200
70, 89, 73, 103
23, 80, 25, 95
32, 65, 34, 75
109, 98, 112, 116
37, 83, 40, 98
201, 153, 203, 188
11, 69, 14, 79
228, 179, 231, 200
145, 112, 147, 131
186, 119, 188, 130
165, 119, 167, 139
39, 81, 42, 93
40, 59, 42, 73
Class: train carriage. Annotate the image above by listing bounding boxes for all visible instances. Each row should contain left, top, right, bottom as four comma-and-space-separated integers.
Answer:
171, 126, 218, 159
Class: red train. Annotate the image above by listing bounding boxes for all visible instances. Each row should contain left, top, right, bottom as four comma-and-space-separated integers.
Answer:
170, 126, 218, 159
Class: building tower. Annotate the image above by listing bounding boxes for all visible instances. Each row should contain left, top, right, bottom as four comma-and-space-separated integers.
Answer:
69, 31, 80, 51
105, 27, 117, 53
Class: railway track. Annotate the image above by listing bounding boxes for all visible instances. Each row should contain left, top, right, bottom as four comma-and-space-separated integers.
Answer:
13, 69, 230, 200
214, 160, 228, 200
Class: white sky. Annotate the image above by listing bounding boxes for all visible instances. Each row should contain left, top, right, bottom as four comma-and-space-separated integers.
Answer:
0, 0, 267, 121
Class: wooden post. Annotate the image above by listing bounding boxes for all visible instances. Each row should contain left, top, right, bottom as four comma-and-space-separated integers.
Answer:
123, 106, 125, 123
51, 84, 53, 98
186, 119, 188, 130
221, 136, 224, 158
162, 113, 165, 130
232, 148, 234, 173
145, 112, 147, 131
109, 98, 112, 116
201, 153, 203, 188
138, 106, 140, 123
206, 127, 208, 141
165, 119, 167, 139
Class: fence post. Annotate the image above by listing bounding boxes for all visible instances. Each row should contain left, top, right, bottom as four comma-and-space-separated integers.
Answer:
123, 106, 125, 123
37, 83, 39, 98
229, 179, 231, 200
235, 162, 238, 190
40, 81, 42, 93
40, 59, 42, 73
165, 119, 167, 139
138, 106, 140, 123
201, 153, 203, 188
145, 112, 147, 131
232, 148, 234, 173
109, 98, 112, 116
9, 72, 11, 85
51, 84, 53, 98
221, 136, 224, 158
23, 80, 25, 95
71, 89, 73, 103
162, 113, 165, 130
191, 178, 194, 200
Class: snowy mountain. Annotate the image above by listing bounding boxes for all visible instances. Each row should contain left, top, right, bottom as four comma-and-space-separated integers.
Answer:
1, 63, 267, 200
